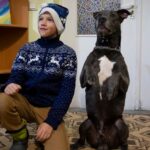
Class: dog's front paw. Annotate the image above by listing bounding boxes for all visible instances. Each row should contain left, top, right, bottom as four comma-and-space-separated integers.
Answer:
70, 143, 79, 150
97, 144, 109, 150
70, 139, 85, 150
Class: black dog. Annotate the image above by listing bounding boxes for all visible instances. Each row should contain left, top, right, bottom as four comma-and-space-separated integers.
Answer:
71, 9, 131, 150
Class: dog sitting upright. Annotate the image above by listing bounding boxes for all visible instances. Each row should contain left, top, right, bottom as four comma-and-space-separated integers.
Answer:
71, 9, 131, 150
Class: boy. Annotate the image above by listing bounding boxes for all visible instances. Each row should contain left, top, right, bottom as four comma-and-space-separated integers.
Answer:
0, 3, 77, 150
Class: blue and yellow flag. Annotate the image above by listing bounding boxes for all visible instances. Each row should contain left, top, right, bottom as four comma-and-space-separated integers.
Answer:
0, 0, 11, 24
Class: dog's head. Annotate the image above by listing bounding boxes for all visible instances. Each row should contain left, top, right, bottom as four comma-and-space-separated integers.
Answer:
93, 9, 131, 37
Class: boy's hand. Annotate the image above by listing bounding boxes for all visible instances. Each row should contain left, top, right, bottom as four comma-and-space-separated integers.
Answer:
4, 83, 22, 95
36, 122, 53, 142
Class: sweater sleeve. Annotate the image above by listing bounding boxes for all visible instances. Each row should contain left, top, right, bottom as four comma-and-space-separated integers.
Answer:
6, 44, 28, 86
44, 48, 77, 130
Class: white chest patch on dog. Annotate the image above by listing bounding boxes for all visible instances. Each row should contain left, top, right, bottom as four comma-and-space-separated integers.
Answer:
98, 55, 116, 99
98, 55, 116, 86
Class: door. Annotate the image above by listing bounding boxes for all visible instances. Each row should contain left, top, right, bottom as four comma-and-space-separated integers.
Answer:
121, 0, 150, 110
140, 0, 150, 110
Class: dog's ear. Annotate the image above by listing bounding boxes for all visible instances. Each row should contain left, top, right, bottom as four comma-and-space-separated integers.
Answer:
117, 9, 131, 22
93, 11, 101, 20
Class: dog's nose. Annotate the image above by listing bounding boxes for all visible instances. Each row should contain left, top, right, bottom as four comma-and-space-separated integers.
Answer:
99, 17, 106, 24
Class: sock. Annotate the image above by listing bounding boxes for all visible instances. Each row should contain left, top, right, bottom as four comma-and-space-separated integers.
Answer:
12, 128, 28, 141
11, 120, 28, 141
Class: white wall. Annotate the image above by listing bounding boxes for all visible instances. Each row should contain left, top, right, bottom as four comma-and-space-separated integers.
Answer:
140, 0, 150, 110
61, 0, 80, 107
62, 1, 97, 108
62, 0, 150, 110
122, 0, 150, 110
121, 0, 140, 110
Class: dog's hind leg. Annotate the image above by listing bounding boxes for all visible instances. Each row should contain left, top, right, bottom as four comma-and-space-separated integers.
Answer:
70, 119, 91, 150
115, 119, 129, 150
97, 144, 110, 150
120, 145, 128, 150
71, 119, 99, 150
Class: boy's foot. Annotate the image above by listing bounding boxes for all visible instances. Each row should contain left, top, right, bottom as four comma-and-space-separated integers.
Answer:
10, 138, 28, 150
10, 127, 29, 150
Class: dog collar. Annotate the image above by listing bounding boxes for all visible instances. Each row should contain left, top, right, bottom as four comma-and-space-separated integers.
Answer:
96, 36, 111, 47
94, 46, 120, 52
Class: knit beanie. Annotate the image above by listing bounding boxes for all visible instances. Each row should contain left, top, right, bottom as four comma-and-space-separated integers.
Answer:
39, 3, 69, 35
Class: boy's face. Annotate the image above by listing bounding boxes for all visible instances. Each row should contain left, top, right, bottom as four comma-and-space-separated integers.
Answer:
38, 12, 58, 38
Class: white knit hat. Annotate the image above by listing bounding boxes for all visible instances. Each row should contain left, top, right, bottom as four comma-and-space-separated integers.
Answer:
39, 3, 69, 35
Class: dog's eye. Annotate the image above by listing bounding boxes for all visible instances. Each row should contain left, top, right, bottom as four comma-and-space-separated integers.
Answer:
93, 12, 102, 19
110, 13, 116, 17
98, 12, 102, 16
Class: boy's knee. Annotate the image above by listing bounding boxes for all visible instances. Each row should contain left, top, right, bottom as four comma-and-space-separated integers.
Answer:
0, 93, 14, 113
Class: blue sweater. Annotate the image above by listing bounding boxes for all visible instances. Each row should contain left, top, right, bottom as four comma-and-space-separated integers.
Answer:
6, 37, 77, 129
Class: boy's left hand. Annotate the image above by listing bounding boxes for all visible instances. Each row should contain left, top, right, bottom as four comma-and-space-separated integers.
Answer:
36, 122, 53, 142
